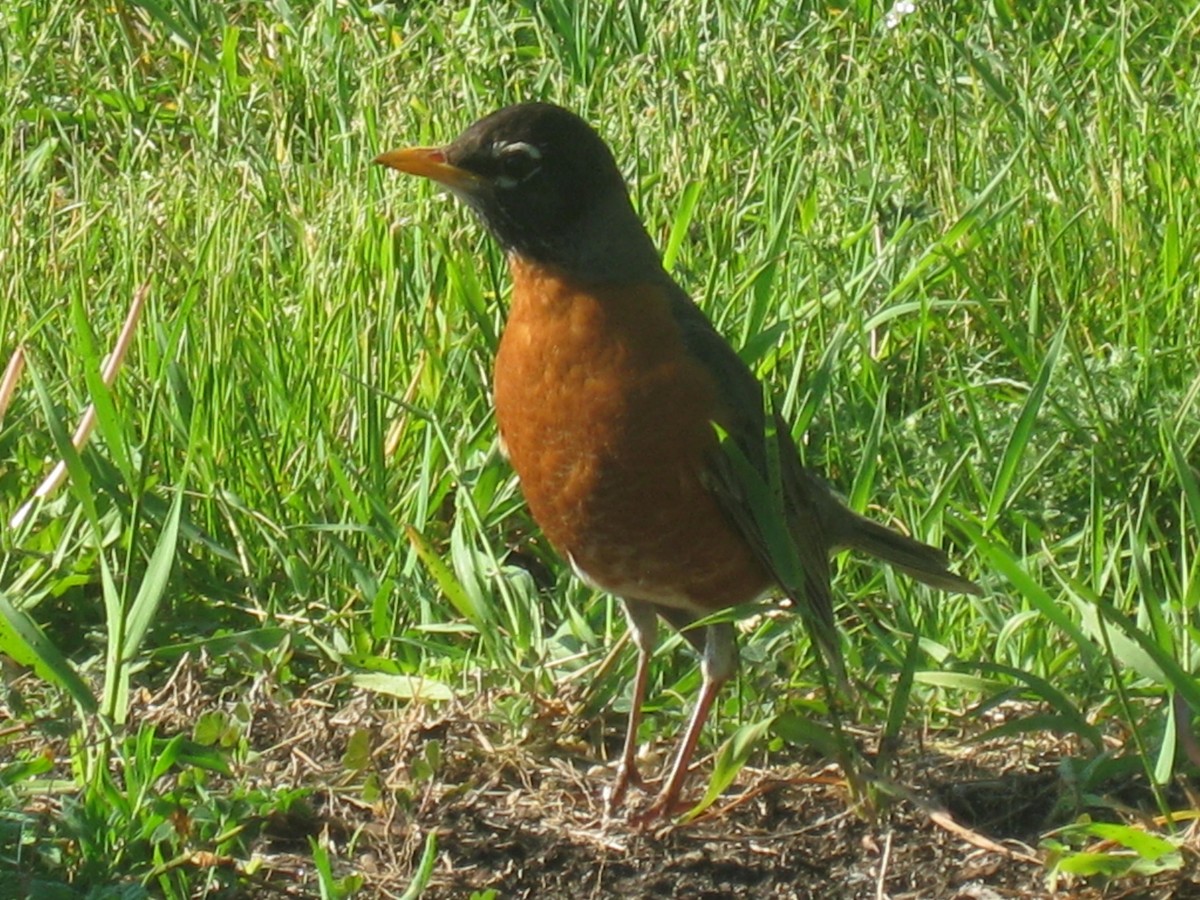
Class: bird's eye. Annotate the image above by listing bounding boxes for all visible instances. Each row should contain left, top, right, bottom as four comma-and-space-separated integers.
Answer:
492, 141, 542, 187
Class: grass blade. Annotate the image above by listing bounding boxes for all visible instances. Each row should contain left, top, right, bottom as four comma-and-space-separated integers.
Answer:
986, 326, 1066, 527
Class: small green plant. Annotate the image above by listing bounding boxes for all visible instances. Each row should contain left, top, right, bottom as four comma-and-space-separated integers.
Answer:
1044, 820, 1184, 887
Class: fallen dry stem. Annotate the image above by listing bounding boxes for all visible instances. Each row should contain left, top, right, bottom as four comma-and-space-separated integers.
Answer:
9, 283, 149, 530
0, 344, 25, 429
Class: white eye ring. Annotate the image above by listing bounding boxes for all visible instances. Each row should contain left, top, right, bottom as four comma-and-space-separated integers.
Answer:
495, 141, 542, 160
492, 141, 543, 188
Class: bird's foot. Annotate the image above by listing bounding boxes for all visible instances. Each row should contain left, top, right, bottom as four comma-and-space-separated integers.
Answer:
604, 760, 647, 816
627, 789, 693, 829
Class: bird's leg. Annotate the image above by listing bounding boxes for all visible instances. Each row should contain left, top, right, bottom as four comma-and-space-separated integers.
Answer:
606, 600, 658, 814
640, 620, 737, 822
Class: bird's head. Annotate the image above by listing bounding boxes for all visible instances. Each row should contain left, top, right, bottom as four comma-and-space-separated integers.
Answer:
375, 102, 660, 280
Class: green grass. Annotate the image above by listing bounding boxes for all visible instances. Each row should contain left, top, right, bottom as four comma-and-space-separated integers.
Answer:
2, 0, 1199, 894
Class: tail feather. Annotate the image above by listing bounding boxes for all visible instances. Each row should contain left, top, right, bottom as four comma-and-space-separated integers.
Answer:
835, 513, 981, 596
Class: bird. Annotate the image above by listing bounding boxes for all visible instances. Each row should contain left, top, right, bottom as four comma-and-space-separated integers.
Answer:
375, 102, 980, 821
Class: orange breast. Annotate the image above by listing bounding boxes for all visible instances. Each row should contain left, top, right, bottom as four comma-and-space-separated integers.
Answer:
493, 258, 772, 613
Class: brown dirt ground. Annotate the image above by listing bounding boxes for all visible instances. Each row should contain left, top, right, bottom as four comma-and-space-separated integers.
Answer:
7, 656, 1200, 899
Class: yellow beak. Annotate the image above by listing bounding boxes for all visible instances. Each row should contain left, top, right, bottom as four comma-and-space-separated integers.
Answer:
373, 147, 483, 194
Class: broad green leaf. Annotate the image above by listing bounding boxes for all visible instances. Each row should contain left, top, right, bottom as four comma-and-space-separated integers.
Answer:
352, 672, 455, 702
0, 594, 97, 713
683, 716, 775, 822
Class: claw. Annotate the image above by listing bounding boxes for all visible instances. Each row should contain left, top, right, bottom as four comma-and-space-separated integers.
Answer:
605, 759, 646, 815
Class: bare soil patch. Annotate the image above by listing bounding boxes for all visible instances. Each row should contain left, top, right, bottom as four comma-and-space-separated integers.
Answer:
6, 660, 1199, 899
227, 678, 1200, 899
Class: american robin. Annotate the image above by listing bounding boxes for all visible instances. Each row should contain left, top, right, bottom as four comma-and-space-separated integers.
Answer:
376, 102, 980, 820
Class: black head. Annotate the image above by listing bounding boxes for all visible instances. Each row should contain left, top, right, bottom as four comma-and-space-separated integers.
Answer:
376, 103, 661, 280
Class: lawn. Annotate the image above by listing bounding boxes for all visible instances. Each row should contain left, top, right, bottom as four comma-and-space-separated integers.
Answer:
2, 0, 1199, 896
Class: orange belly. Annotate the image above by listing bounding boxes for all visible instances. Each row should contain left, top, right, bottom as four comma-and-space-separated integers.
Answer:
493, 259, 772, 612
